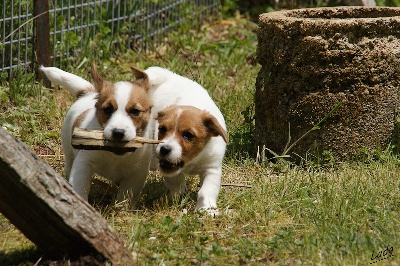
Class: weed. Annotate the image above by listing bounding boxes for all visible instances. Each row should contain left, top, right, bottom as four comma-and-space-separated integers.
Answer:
257, 102, 343, 171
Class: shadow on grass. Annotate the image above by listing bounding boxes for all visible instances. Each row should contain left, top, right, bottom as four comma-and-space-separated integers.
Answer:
0, 247, 42, 265
87, 172, 198, 213
141, 174, 198, 212
225, 104, 256, 161
0, 246, 114, 265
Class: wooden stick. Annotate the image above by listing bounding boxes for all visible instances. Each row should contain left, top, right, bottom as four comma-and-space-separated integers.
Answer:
72, 128, 161, 152
221, 183, 252, 188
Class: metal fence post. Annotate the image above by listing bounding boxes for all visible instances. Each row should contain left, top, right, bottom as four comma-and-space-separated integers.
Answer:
34, 0, 51, 87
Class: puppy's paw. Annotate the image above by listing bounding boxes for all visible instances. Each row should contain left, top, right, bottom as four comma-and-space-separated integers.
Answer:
196, 207, 220, 217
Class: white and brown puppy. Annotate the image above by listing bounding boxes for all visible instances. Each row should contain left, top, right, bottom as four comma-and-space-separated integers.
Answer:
145, 67, 228, 215
40, 65, 153, 207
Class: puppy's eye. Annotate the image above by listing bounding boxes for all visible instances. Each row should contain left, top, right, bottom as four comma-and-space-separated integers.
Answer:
158, 126, 167, 134
129, 108, 141, 116
103, 106, 114, 116
182, 131, 195, 141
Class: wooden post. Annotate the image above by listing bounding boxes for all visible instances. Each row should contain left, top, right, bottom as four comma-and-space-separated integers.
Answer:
0, 127, 134, 264
34, 0, 51, 87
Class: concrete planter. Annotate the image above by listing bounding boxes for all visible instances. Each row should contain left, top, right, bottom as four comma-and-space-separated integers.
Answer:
255, 7, 400, 160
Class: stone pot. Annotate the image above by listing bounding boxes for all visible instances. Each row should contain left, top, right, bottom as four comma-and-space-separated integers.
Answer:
255, 7, 400, 161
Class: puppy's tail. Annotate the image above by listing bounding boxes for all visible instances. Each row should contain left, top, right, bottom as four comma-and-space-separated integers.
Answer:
144, 67, 172, 88
40, 66, 95, 97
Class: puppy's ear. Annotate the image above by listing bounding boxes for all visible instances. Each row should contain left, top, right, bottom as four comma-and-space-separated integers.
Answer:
155, 110, 166, 121
91, 64, 104, 91
155, 105, 177, 121
131, 66, 150, 90
203, 113, 228, 143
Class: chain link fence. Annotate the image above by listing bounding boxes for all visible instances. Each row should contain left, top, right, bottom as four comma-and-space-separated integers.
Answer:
0, 0, 219, 81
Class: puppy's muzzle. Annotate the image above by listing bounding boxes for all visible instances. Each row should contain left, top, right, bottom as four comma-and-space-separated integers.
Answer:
158, 144, 185, 172
109, 128, 130, 156
160, 144, 172, 156
112, 128, 125, 140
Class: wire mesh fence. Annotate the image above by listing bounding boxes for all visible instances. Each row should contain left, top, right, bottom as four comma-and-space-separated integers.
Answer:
0, 0, 219, 81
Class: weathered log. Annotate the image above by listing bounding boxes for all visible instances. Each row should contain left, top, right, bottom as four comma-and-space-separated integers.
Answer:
0, 127, 134, 264
72, 128, 161, 152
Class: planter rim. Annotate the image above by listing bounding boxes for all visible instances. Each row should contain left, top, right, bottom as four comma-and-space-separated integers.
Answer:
259, 6, 400, 23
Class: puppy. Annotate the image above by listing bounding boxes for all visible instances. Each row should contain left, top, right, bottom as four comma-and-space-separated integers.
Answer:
145, 67, 228, 215
40, 65, 153, 207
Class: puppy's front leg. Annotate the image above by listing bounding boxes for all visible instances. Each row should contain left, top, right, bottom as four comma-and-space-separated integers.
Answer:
118, 174, 147, 209
164, 173, 187, 198
68, 153, 94, 201
196, 168, 221, 215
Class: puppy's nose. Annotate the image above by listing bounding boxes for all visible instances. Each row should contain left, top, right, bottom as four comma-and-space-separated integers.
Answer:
112, 129, 125, 140
159, 145, 172, 156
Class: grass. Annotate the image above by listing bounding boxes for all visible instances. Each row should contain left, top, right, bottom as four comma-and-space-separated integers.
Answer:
1, 14, 400, 265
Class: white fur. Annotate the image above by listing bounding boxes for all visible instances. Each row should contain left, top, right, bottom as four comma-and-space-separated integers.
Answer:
41, 66, 152, 207
40, 66, 94, 96
145, 67, 227, 215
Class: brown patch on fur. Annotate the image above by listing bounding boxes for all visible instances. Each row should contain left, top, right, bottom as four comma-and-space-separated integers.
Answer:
131, 65, 150, 90
91, 64, 117, 127
126, 83, 152, 134
203, 114, 228, 143
76, 87, 96, 98
91, 64, 104, 90
156, 105, 227, 163
94, 82, 116, 127
72, 109, 91, 131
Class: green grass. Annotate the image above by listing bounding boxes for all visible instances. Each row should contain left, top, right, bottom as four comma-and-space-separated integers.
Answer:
1, 15, 400, 265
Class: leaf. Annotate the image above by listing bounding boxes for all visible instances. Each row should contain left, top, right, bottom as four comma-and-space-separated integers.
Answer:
65, 32, 79, 47
98, 23, 112, 35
